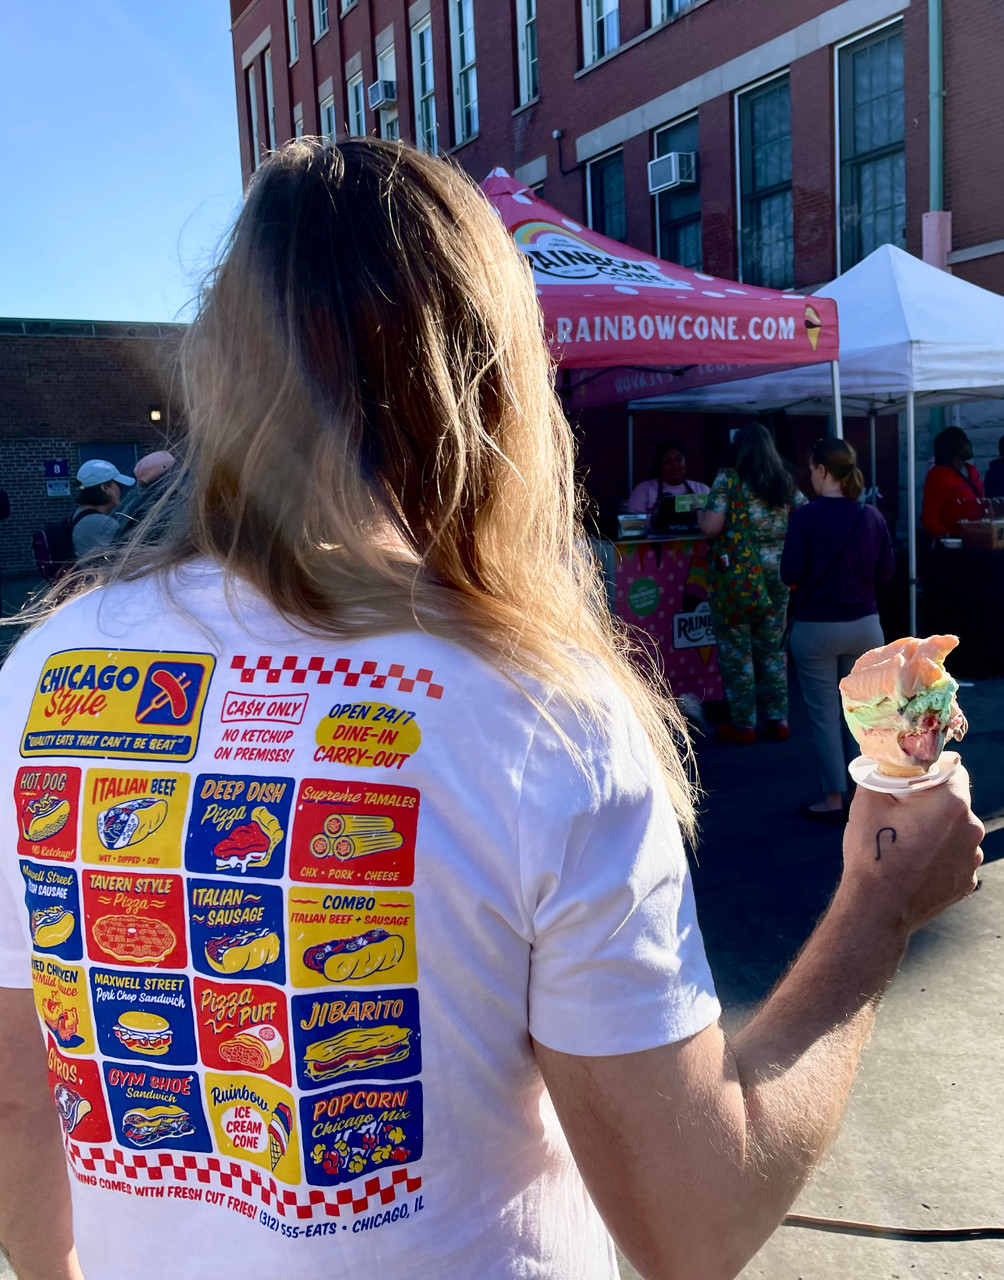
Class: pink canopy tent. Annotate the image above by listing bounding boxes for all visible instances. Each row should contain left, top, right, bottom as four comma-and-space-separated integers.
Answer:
481, 169, 841, 418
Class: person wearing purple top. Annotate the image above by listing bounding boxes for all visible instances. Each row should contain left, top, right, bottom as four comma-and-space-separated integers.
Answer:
781, 438, 896, 823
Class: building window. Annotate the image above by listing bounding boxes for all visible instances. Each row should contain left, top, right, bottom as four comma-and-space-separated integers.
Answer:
377, 45, 399, 141
652, 0, 694, 23
294, 104, 305, 138
738, 75, 793, 288
655, 116, 701, 269
839, 23, 905, 270
287, 0, 299, 62
347, 73, 365, 136
587, 149, 627, 242
516, 0, 538, 105
263, 48, 276, 150
449, 0, 478, 144
319, 92, 336, 141
312, 0, 329, 39
582, 0, 619, 67
412, 18, 438, 153
247, 64, 261, 171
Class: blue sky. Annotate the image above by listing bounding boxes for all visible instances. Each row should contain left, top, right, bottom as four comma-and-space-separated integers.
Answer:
2, 1, 243, 323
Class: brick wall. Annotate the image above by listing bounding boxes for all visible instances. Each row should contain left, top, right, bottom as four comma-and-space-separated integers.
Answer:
0, 324, 184, 575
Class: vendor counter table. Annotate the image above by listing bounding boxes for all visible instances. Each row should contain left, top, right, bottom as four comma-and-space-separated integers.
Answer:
923, 546, 1004, 677
609, 535, 723, 702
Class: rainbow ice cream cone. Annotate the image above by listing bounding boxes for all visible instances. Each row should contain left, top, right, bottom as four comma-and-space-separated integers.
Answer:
839, 635, 968, 778
267, 1103, 293, 1171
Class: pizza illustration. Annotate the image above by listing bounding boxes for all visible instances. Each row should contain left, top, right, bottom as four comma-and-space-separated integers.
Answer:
92, 914, 176, 964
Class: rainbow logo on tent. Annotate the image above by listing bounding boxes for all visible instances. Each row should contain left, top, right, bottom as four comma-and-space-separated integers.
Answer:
512, 220, 693, 291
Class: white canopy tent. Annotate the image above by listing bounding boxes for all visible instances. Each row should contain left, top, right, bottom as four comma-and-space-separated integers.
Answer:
631, 244, 1004, 631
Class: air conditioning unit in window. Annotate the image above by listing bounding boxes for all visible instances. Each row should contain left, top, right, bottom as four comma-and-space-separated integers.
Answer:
367, 80, 397, 110
647, 151, 697, 194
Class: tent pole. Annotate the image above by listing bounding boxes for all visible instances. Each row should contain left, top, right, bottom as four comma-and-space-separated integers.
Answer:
906, 392, 918, 634
869, 411, 878, 504
627, 413, 635, 492
830, 362, 844, 438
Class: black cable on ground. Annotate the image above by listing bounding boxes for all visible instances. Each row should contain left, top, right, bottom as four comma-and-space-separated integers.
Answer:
784, 1213, 1004, 1242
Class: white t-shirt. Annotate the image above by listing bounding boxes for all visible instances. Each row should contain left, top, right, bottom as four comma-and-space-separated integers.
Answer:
0, 562, 719, 1280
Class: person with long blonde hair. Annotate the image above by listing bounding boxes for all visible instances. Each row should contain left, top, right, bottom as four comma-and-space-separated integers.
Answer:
0, 140, 983, 1280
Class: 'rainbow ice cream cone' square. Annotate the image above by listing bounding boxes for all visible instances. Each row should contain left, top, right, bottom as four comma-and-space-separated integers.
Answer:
839, 635, 968, 778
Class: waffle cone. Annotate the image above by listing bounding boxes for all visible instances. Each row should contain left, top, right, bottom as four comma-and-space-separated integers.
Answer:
875, 761, 929, 778
269, 1135, 282, 1171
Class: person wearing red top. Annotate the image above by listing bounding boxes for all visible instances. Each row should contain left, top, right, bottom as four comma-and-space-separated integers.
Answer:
921, 426, 985, 539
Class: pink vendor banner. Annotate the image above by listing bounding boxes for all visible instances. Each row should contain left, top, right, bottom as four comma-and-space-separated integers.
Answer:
481, 170, 839, 371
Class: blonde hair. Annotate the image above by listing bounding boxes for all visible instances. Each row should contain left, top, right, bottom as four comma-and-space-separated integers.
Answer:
31, 139, 696, 837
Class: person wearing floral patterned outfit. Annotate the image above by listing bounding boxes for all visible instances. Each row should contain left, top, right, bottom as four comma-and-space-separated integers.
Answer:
698, 423, 804, 744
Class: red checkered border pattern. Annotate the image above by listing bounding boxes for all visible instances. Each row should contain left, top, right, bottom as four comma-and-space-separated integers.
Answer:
66, 1142, 421, 1219
230, 655, 443, 699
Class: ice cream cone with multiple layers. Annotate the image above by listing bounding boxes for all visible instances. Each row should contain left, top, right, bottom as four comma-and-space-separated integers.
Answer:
839, 635, 968, 778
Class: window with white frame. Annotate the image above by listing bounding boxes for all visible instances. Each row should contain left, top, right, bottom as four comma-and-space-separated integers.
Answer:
838, 22, 905, 270
449, 0, 478, 144
377, 45, 399, 140
654, 116, 701, 269
516, 0, 538, 105
294, 104, 305, 138
587, 149, 626, 242
287, 0, 299, 62
582, 0, 619, 66
312, 0, 329, 39
738, 75, 793, 288
263, 48, 276, 150
347, 73, 365, 136
319, 92, 336, 141
247, 63, 261, 170
412, 19, 438, 153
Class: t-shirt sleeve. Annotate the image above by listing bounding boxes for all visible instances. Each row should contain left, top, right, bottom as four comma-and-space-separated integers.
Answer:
626, 481, 654, 514
0, 867, 31, 988
704, 470, 730, 518
520, 687, 720, 1057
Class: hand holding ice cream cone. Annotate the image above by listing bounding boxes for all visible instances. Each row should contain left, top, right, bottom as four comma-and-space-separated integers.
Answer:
839, 635, 968, 781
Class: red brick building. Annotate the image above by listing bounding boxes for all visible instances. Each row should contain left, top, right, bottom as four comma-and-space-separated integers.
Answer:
228, 0, 1003, 537
230, 0, 1004, 296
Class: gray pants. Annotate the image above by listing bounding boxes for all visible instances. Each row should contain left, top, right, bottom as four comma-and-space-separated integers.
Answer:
790, 614, 885, 795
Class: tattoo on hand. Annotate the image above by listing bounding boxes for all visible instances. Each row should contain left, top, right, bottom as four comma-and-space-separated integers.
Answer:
875, 827, 897, 862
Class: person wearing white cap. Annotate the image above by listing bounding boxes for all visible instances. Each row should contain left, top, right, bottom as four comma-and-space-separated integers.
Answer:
71, 459, 135, 559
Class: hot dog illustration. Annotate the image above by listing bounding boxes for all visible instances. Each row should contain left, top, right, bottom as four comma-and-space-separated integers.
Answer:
302, 929, 404, 983
97, 797, 168, 850
22, 795, 71, 842
31, 906, 75, 948
205, 927, 281, 975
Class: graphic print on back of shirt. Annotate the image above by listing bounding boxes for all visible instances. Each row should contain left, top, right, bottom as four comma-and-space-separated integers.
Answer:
291, 988, 420, 1090
103, 1063, 212, 1153
81, 769, 189, 868
82, 870, 187, 969
188, 879, 286, 985
21, 649, 215, 761
15, 765, 80, 862
185, 774, 293, 879
194, 978, 291, 1086
89, 968, 197, 1066
32, 957, 95, 1053
288, 888, 416, 989
313, 701, 422, 771
21, 861, 82, 960
301, 1079, 423, 1187
289, 777, 418, 886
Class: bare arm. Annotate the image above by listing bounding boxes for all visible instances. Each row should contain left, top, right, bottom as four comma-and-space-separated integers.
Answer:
696, 508, 725, 538
0, 988, 83, 1280
535, 775, 983, 1280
